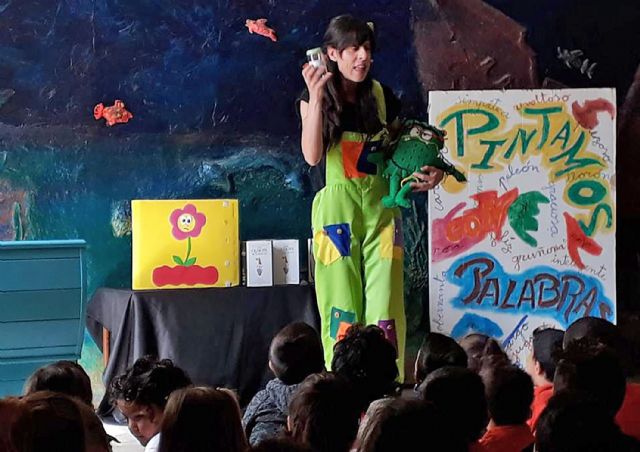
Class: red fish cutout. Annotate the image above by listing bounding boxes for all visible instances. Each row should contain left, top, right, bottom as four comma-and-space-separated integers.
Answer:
94, 100, 133, 126
571, 98, 615, 130
245, 18, 277, 42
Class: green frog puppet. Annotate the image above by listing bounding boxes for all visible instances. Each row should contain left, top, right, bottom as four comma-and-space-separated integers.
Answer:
372, 120, 467, 208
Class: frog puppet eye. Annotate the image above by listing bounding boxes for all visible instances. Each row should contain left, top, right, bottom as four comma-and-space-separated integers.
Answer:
420, 130, 434, 141
409, 126, 421, 138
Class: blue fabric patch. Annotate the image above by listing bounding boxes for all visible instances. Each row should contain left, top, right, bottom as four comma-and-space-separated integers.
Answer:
357, 140, 382, 175
323, 223, 351, 257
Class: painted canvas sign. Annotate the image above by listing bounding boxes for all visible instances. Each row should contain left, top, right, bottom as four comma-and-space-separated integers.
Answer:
428, 89, 616, 366
132, 199, 240, 289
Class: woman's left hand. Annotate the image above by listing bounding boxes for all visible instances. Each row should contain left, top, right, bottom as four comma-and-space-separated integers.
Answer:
410, 165, 444, 192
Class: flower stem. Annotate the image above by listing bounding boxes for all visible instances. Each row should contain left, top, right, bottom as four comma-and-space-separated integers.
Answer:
185, 237, 192, 263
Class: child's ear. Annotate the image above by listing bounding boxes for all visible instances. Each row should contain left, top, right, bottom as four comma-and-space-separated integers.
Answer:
268, 360, 275, 374
534, 360, 544, 377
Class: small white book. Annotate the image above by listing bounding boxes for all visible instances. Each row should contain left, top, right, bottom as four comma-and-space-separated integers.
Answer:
244, 240, 273, 287
272, 239, 300, 285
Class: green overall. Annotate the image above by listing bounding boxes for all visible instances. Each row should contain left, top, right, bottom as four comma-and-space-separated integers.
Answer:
312, 80, 406, 379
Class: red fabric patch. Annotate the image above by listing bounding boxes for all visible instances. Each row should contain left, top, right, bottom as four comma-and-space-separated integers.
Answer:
341, 141, 366, 178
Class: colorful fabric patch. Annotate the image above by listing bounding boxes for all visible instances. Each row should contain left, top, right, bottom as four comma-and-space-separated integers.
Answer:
341, 140, 380, 178
380, 220, 403, 260
314, 223, 351, 266
378, 319, 398, 350
337, 321, 353, 341
323, 223, 351, 257
314, 230, 341, 266
330, 307, 356, 339
357, 140, 382, 175
342, 141, 365, 178
380, 224, 394, 259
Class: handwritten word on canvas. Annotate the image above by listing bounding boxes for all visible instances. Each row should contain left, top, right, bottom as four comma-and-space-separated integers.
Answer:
448, 253, 614, 327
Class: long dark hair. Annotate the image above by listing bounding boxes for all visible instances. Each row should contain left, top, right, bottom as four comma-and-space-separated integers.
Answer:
159, 386, 248, 452
322, 15, 383, 145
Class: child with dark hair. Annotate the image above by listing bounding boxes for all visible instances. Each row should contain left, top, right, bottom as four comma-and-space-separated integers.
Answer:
459, 333, 510, 373
418, 366, 488, 450
21, 391, 87, 452
24, 360, 93, 407
526, 327, 564, 430
331, 324, 398, 410
479, 364, 534, 452
243, 322, 325, 445
554, 338, 626, 419
357, 398, 467, 452
159, 386, 248, 452
564, 316, 640, 440
535, 392, 639, 452
109, 356, 192, 451
414, 332, 467, 387
0, 397, 30, 452
288, 372, 361, 452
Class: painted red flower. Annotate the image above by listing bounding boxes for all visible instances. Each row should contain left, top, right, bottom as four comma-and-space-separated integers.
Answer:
170, 204, 207, 240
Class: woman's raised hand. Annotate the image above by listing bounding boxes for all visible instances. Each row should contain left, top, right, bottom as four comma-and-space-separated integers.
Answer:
301, 63, 333, 103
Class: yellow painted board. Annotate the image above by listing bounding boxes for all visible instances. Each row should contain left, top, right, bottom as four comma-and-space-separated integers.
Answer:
132, 199, 239, 289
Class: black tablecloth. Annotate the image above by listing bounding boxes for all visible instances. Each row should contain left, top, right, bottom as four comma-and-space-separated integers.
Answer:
86, 285, 319, 413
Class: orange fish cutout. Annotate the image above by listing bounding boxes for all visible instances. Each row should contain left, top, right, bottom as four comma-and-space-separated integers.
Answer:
94, 100, 133, 126
245, 18, 277, 42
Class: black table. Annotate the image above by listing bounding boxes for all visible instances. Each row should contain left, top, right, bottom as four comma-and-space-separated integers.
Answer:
86, 285, 319, 413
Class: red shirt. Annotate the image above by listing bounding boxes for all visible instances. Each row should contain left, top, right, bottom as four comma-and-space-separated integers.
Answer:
616, 382, 640, 440
479, 425, 534, 452
528, 384, 553, 431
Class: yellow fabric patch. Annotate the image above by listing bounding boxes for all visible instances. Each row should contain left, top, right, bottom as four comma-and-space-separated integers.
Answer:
314, 230, 341, 265
380, 224, 394, 259
380, 224, 403, 260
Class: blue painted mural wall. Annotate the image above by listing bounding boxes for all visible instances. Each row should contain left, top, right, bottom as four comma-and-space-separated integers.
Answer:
1, 0, 639, 395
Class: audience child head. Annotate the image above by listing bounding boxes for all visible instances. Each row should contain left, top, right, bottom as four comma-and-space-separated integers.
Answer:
480, 363, 534, 426
554, 337, 626, 418
526, 327, 564, 387
331, 324, 398, 409
459, 333, 509, 373
24, 360, 93, 407
0, 397, 30, 452
288, 372, 361, 452
159, 386, 248, 452
269, 322, 325, 385
357, 398, 466, 452
21, 391, 86, 452
109, 356, 192, 446
418, 366, 488, 446
535, 392, 630, 452
414, 332, 467, 386
564, 316, 633, 377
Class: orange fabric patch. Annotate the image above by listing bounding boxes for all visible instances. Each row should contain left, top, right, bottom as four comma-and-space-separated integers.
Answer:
337, 321, 353, 341
341, 141, 365, 178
